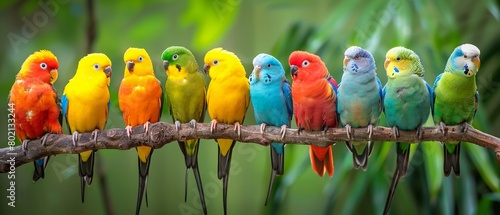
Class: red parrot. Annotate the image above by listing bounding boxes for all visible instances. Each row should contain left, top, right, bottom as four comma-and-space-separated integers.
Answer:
289, 51, 337, 177
8, 50, 62, 181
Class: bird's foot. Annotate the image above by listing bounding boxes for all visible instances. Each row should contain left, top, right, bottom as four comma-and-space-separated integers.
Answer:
439, 121, 447, 135
22, 139, 30, 151
91, 129, 99, 143
416, 126, 424, 140
144, 121, 151, 135
189, 119, 197, 129
210, 119, 218, 134
297, 127, 304, 135
367, 124, 374, 139
40, 133, 50, 146
345, 124, 352, 140
392, 126, 400, 139
461, 122, 470, 133
280, 125, 287, 140
175, 120, 181, 133
260, 123, 267, 135
234, 121, 242, 138
125, 125, 133, 138
72, 131, 79, 147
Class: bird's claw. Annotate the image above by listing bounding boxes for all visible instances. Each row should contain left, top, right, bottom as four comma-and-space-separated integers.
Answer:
461, 122, 469, 133
72, 131, 79, 147
91, 129, 99, 143
189, 119, 197, 129
345, 124, 352, 140
260, 123, 267, 135
297, 127, 304, 135
144, 121, 151, 135
125, 125, 133, 138
210, 119, 218, 134
392, 126, 400, 139
416, 126, 424, 140
234, 122, 241, 138
280, 125, 287, 140
367, 124, 374, 139
22, 139, 29, 151
174, 120, 181, 133
439, 121, 447, 135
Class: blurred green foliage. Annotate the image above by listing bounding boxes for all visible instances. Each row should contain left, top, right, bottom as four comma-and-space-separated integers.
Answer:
0, 0, 499, 214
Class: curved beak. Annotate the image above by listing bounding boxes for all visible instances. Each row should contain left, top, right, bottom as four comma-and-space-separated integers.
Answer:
253, 65, 262, 78
203, 64, 210, 74
49, 69, 58, 84
290, 65, 299, 78
127, 61, 134, 72
472, 56, 481, 71
163, 60, 169, 71
104, 66, 112, 78
343, 57, 350, 69
384, 58, 390, 70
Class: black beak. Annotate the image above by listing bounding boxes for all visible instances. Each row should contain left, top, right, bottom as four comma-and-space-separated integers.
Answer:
203, 64, 210, 74
291, 65, 299, 77
163, 60, 169, 70
127, 61, 134, 72
104, 66, 112, 78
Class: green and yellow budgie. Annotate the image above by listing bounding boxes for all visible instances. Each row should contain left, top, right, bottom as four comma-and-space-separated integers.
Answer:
433, 44, 480, 177
162, 46, 208, 214
62, 53, 112, 202
203, 47, 250, 215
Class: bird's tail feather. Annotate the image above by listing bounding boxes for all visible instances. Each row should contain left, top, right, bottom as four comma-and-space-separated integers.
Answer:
443, 142, 461, 177
136, 149, 153, 215
78, 151, 96, 203
33, 156, 50, 181
309, 145, 334, 177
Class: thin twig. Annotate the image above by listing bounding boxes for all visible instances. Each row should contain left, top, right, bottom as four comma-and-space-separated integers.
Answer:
1, 122, 499, 173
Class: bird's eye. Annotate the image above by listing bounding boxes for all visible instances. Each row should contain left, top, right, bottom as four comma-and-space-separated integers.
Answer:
267, 64, 271, 68
302, 60, 309, 67
172, 54, 179, 60
40, 62, 47, 70
138, 56, 143, 62
213, 60, 219, 65
463, 55, 468, 59
355, 54, 360, 59
93, 64, 100, 70
396, 57, 401, 61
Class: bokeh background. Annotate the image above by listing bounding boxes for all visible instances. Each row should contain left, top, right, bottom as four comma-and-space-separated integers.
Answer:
1, 0, 500, 214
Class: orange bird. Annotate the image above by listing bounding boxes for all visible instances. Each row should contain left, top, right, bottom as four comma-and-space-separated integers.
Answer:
8, 50, 62, 181
118, 48, 163, 215
289, 51, 337, 177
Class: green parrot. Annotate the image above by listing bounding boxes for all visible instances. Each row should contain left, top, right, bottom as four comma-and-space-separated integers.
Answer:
162, 46, 207, 214
433, 44, 480, 177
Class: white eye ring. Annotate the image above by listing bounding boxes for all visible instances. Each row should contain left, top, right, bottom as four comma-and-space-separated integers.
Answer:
93, 64, 101, 70
138, 56, 143, 62
302, 60, 309, 67
40, 63, 47, 70
172, 54, 179, 60
213, 60, 219, 65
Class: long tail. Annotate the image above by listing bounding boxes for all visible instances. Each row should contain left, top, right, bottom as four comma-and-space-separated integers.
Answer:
136, 149, 153, 215
443, 142, 461, 177
179, 140, 207, 214
218, 142, 235, 215
309, 145, 334, 177
78, 150, 96, 203
33, 156, 50, 181
383, 142, 410, 215
265, 143, 285, 205
346, 141, 374, 170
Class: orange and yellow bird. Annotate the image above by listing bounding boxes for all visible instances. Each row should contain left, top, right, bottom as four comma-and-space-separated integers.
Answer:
118, 47, 163, 215
8, 50, 62, 181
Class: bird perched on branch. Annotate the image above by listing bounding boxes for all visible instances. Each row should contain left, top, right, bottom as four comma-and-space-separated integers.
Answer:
8, 50, 62, 181
203, 47, 250, 215
162, 46, 208, 214
337, 46, 382, 170
289, 51, 336, 177
433, 43, 480, 177
118, 47, 163, 215
62, 53, 112, 203
382, 46, 432, 215
249, 53, 293, 205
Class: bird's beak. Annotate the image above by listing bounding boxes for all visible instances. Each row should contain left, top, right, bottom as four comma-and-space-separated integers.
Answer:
203, 64, 210, 74
343, 57, 350, 69
49, 69, 58, 84
472, 56, 481, 71
384, 58, 390, 70
290, 65, 298, 78
163, 60, 169, 71
127, 61, 134, 72
104, 66, 112, 78
253, 65, 262, 78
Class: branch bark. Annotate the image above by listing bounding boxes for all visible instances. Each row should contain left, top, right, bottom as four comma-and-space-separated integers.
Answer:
1, 122, 500, 173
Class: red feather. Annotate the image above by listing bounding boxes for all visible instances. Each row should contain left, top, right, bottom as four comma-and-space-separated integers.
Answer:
289, 51, 336, 177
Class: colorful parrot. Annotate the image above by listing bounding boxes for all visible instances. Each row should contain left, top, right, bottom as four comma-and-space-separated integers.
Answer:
203, 47, 250, 215
433, 44, 480, 177
248, 53, 293, 205
337, 46, 383, 170
8, 50, 62, 181
118, 48, 163, 214
289, 51, 336, 177
162, 46, 207, 214
382, 46, 432, 215
62, 53, 112, 202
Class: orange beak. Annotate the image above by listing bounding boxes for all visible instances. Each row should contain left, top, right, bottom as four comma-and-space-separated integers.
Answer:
384, 58, 390, 70
49, 69, 58, 84
343, 57, 350, 69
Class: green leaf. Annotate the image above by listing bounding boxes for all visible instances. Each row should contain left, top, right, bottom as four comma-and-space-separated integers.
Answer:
464, 143, 500, 192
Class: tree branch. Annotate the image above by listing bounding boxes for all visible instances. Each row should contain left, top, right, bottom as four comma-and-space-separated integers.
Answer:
1, 122, 500, 173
